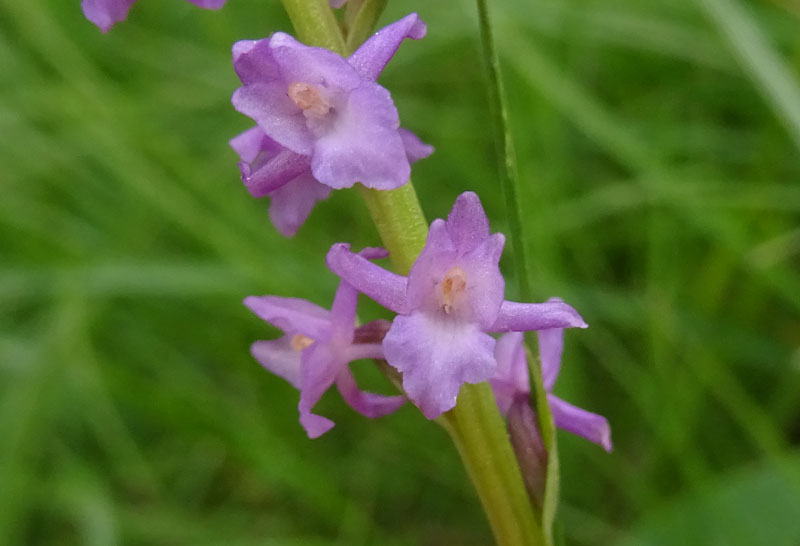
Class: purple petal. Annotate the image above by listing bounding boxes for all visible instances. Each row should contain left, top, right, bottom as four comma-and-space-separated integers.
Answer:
406, 219, 505, 329
347, 13, 427, 82
241, 149, 312, 198
446, 191, 492, 253
326, 243, 408, 313
345, 343, 385, 361
330, 0, 346, 7
538, 327, 564, 391
456, 232, 506, 328
230, 127, 311, 198
187, 0, 226, 8
250, 339, 301, 389
405, 219, 456, 311
357, 247, 390, 260
489, 300, 587, 333
383, 311, 497, 419
268, 173, 331, 237
335, 367, 406, 418
298, 343, 341, 438
232, 39, 281, 85
244, 295, 331, 339
400, 128, 435, 163
232, 82, 313, 155
490, 332, 529, 415
549, 395, 613, 452
311, 84, 409, 189
269, 33, 362, 93
81, 0, 136, 32
329, 246, 390, 333
230, 126, 281, 163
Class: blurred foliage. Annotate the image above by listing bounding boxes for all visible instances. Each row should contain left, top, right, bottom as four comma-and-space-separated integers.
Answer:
2, 0, 800, 544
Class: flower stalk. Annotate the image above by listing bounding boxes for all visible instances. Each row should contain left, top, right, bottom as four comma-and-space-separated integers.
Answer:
278, 1, 547, 544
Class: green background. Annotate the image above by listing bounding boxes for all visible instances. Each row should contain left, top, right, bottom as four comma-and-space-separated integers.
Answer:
2, 0, 800, 544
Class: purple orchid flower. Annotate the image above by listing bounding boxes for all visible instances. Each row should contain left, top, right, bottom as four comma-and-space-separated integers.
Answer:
82, 0, 226, 33
229, 126, 433, 237
245, 247, 405, 438
491, 323, 612, 452
231, 13, 429, 191
326, 192, 588, 419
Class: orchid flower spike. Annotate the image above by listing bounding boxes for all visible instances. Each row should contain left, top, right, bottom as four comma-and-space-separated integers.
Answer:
327, 192, 587, 419
82, 0, 226, 33
491, 322, 613, 452
231, 13, 431, 192
229, 127, 432, 237
244, 248, 405, 438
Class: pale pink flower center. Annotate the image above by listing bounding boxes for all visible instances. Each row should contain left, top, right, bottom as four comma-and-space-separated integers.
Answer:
288, 82, 331, 118
440, 266, 468, 314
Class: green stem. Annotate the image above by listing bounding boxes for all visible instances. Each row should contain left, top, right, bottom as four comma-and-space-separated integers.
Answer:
344, 0, 390, 54
280, 0, 345, 50
277, 1, 544, 543
358, 185, 427, 274
440, 383, 544, 546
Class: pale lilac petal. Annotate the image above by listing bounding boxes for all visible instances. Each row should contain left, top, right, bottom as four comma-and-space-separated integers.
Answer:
490, 300, 587, 333
250, 339, 301, 388
230, 127, 311, 198
329, 247, 390, 332
269, 33, 362, 93
538, 327, 564, 391
230, 126, 280, 163
383, 311, 497, 419
326, 243, 407, 313
244, 296, 331, 339
399, 128, 434, 163
456, 233, 505, 328
187, 0, 226, 8
299, 412, 335, 438
268, 173, 331, 237
232, 40, 281, 85
335, 367, 406, 418
241, 149, 311, 198
405, 220, 504, 328
232, 83, 313, 155
81, 0, 136, 32
549, 395, 613, 452
405, 219, 456, 312
311, 85, 409, 190
357, 247, 390, 260
330, 0, 346, 7
298, 343, 340, 438
446, 191, 492, 253
490, 332, 529, 415
347, 13, 427, 81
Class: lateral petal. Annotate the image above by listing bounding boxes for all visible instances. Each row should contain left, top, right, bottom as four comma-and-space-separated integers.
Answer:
490, 300, 587, 333
326, 243, 407, 314
549, 395, 613, 452
347, 13, 427, 81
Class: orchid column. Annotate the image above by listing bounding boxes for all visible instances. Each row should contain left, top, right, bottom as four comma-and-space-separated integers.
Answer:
275, 1, 547, 545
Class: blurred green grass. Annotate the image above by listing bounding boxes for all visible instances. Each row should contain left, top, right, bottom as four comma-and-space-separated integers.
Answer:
2, 0, 800, 544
